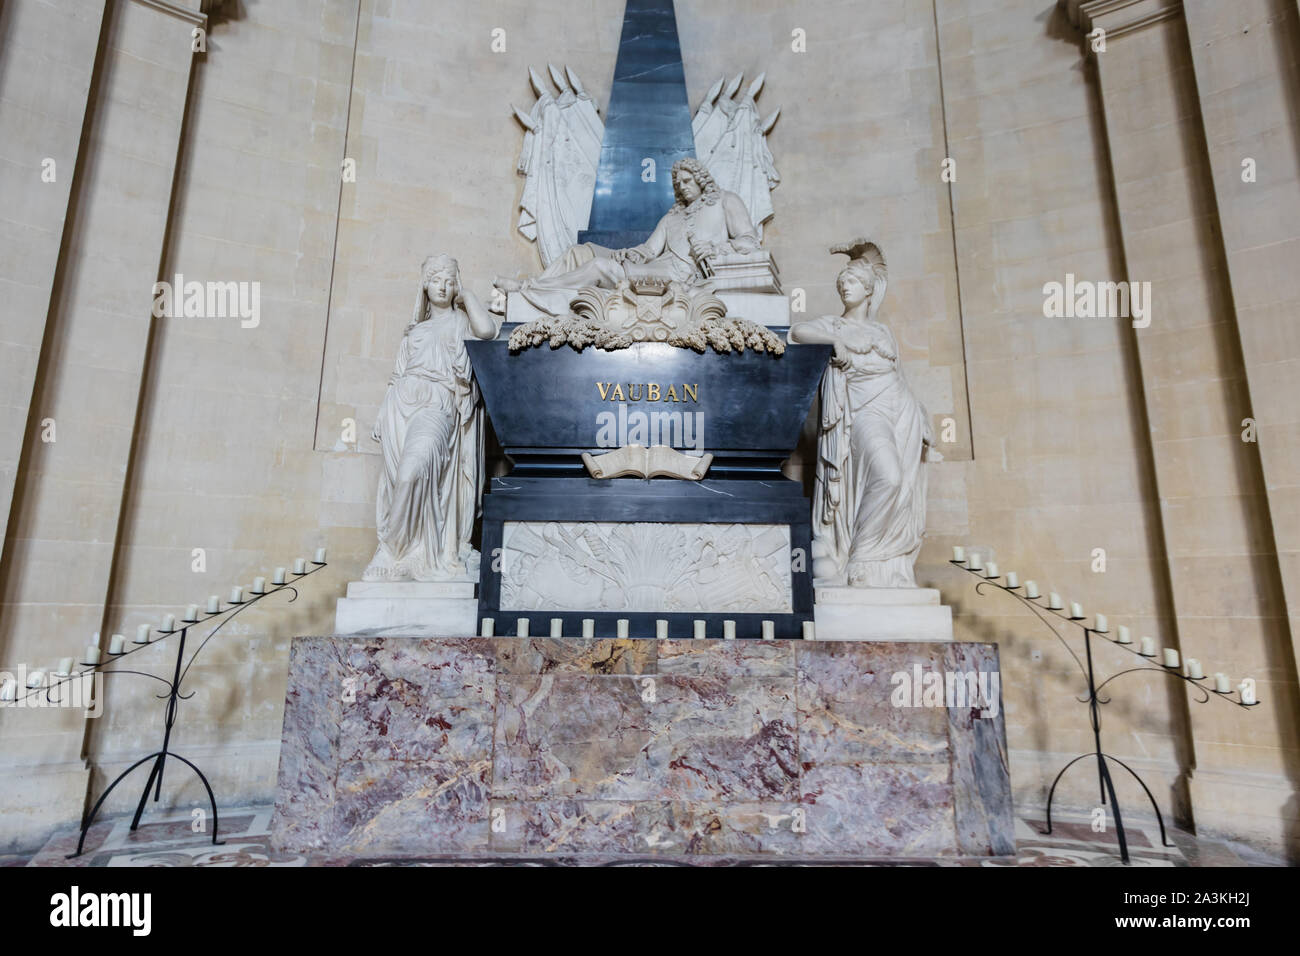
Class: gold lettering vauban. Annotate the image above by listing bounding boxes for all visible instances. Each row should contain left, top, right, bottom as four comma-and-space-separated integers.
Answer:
596, 383, 700, 403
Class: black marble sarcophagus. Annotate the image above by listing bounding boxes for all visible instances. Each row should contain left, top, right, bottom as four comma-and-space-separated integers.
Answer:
467, 333, 830, 639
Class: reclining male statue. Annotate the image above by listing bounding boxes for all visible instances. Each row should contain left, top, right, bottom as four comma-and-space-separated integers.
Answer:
495, 157, 762, 316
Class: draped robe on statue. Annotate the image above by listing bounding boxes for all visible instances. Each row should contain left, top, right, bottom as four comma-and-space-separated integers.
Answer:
517, 189, 760, 316
807, 315, 929, 587
370, 307, 485, 580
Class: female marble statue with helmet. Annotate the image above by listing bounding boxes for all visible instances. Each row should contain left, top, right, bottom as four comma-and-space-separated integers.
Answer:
788, 240, 939, 588
363, 254, 500, 582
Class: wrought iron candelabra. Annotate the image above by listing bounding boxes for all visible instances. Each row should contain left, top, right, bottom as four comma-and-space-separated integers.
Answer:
953, 558, 1259, 864
6, 561, 327, 858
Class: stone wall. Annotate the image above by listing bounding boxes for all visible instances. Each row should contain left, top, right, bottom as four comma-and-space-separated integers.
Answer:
0, 0, 202, 847
932, 0, 1194, 836
0, 0, 1295, 857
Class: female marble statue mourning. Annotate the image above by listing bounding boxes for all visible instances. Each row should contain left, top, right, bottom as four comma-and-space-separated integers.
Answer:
363, 255, 500, 582
789, 240, 938, 587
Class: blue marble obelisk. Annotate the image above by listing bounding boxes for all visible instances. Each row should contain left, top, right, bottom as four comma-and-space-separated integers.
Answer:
577, 0, 696, 249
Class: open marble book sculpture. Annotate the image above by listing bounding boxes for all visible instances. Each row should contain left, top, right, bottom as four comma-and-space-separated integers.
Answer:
581, 443, 714, 480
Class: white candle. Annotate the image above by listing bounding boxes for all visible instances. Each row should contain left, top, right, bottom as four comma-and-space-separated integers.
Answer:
184, 604, 199, 622
985, 561, 999, 579
480, 618, 494, 637
517, 618, 529, 638
1239, 680, 1256, 705
1116, 625, 1131, 644
161, 613, 176, 632
1139, 636, 1155, 656
55, 657, 73, 677
1048, 592, 1063, 609
1162, 647, 1179, 668
272, 567, 287, 585
26, 669, 45, 688
252, 577, 266, 594
206, 595, 220, 614
656, 619, 669, 639
1070, 602, 1083, 619
1024, 580, 1040, 599
1094, 613, 1108, 633
84, 646, 100, 665
1186, 658, 1203, 679
802, 620, 816, 641
230, 585, 244, 603
293, 558, 306, 574
550, 618, 563, 638
314, 547, 327, 564
108, 634, 125, 654
967, 553, 983, 571
952, 546, 965, 563
0, 680, 15, 701
582, 619, 595, 638
723, 620, 736, 640
1214, 672, 1230, 693
761, 620, 775, 640
1005, 571, 1019, 588
693, 620, 706, 639
616, 619, 629, 639
134, 624, 151, 644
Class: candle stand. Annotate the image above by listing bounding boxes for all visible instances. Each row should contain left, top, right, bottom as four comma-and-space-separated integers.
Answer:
12, 562, 327, 858
953, 560, 1258, 864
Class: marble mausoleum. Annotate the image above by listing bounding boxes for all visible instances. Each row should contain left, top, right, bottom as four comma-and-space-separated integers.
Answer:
0, 0, 1297, 868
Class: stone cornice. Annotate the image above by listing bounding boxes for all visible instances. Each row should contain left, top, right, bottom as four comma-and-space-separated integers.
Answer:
1059, 0, 1183, 39
129, 0, 210, 27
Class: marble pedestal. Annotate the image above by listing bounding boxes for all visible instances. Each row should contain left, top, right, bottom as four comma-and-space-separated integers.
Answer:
333, 581, 477, 637
505, 289, 790, 327
479, 478, 813, 639
813, 587, 954, 642
270, 637, 1014, 861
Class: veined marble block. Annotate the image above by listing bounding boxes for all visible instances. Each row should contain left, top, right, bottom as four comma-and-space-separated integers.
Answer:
270, 637, 1014, 860
814, 586, 954, 642
500, 520, 792, 613
334, 581, 477, 637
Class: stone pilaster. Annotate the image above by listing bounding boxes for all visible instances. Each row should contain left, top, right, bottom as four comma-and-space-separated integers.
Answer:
1059, 0, 1300, 853
0, 0, 205, 851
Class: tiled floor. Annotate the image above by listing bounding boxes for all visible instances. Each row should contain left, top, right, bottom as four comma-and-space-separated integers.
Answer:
8, 805, 1288, 866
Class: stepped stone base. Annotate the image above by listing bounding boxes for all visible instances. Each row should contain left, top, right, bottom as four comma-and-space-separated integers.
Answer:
334, 581, 476, 637
814, 587, 954, 642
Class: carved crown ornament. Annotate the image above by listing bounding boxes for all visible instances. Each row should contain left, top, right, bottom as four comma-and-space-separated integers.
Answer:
507, 279, 785, 356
